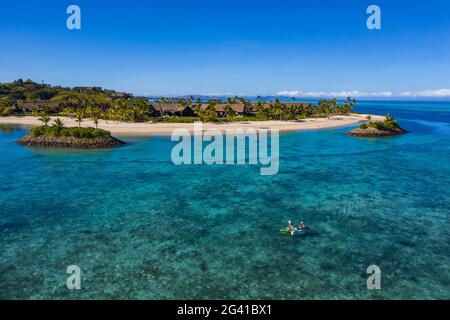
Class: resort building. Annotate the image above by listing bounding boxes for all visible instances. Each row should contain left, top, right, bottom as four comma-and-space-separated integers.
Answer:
149, 102, 313, 118
151, 103, 196, 117
22, 102, 61, 114
200, 104, 247, 117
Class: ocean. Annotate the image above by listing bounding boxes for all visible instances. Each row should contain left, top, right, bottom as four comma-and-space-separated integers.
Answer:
0, 100, 449, 299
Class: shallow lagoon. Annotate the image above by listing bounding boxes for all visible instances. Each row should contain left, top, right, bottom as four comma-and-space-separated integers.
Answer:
0, 101, 449, 299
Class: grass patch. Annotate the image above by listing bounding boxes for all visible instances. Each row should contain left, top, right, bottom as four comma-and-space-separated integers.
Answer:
29, 126, 111, 138
359, 114, 400, 131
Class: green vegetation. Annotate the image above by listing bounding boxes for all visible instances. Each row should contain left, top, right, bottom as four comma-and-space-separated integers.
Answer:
253, 97, 355, 121
154, 117, 200, 123
17, 117, 123, 148
29, 120, 111, 139
0, 79, 150, 122
0, 106, 13, 116
0, 98, 14, 116
196, 104, 220, 122
1, 79, 358, 123
350, 114, 406, 137
360, 114, 400, 131
38, 114, 51, 126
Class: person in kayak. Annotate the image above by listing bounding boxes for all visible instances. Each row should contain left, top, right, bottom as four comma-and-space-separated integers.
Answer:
288, 220, 295, 232
298, 221, 306, 231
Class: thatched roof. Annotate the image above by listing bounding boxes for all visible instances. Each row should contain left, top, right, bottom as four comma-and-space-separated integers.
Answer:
201, 104, 245, 113
152, 103, 190, 113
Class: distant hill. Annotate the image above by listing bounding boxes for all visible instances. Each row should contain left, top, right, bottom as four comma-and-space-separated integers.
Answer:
0, 79, 133, 106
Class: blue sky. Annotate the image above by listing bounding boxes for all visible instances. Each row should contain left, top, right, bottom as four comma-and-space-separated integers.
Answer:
1, 0, 450, 97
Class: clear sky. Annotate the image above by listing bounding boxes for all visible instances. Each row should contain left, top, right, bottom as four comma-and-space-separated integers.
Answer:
1, 0, 450, 97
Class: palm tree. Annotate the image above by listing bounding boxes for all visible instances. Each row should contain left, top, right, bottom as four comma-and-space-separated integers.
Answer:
38, 114, 51, 126
197, 103, 218, 122
87, 106, 103, 128
73, 109, 85, 128
177, 99, 187, 118
342, 97, 356, 114
223, 105, 232, 118
269, 99, 284, 120
254, 101, 268, 119
92, 115, 100, 128
317, 100, 333, 117
52, 118, 65, 131
225, 105, 236, 118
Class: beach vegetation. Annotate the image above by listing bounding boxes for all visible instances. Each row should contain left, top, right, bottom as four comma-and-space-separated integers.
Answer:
87, 106, 104, 128
197, 105, 219, 123
350, 114, 406, 137
52, 118, 65, 133
1, 79, 358, 123
63, 107, 85, 128
360, 114, 400, 131
38, 114, 51, 126
0, 98, 14, 116
29, 125, 111, 139
0, 106, 14, 116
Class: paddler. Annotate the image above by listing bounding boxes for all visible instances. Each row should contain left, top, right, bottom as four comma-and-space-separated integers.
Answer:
298, 221, 306, 231
288, 220, 295, 232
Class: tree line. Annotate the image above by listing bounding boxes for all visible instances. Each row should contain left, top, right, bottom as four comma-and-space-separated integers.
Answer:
0, 80, 357, 123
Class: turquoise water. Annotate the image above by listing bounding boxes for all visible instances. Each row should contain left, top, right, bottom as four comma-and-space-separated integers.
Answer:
0, 101, 449, 299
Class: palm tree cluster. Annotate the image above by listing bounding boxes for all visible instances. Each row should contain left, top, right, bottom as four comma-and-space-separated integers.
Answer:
0, 99, 14, 116
195, 101, 219, 122
28, 93, 357, 125
316, 98, 356, 117
107, 98, 153, 122
59, 95, 153, 125
253, 97, 356, 121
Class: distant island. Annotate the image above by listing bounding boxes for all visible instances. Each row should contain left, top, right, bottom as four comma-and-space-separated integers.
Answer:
1, 79, 357, 122
17, 118, 123, 149
348, 114, 408, 137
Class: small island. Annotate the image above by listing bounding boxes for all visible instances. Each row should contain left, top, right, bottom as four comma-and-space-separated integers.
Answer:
17, 118, 124, 149
348, 114, 408, 137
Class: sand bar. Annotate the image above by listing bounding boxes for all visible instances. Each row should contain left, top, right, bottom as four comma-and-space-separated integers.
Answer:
0, 114, 385, 136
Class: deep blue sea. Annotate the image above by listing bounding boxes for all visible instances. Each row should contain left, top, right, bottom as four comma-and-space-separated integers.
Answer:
0, 101, 449, 299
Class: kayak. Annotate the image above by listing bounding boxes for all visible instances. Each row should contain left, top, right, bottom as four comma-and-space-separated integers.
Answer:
280, 227, 293, 234
280, 227, 313, 235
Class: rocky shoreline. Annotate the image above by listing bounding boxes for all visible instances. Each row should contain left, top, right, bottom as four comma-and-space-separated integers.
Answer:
348, 126, 408, 137
17, 135, 124, 148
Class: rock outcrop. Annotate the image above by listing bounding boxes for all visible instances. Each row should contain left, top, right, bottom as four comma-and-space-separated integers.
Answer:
17, 135, 124, 148
348, 126, 408, 137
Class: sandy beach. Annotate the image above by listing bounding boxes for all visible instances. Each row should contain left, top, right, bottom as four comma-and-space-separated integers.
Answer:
0, 114, 384, 136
